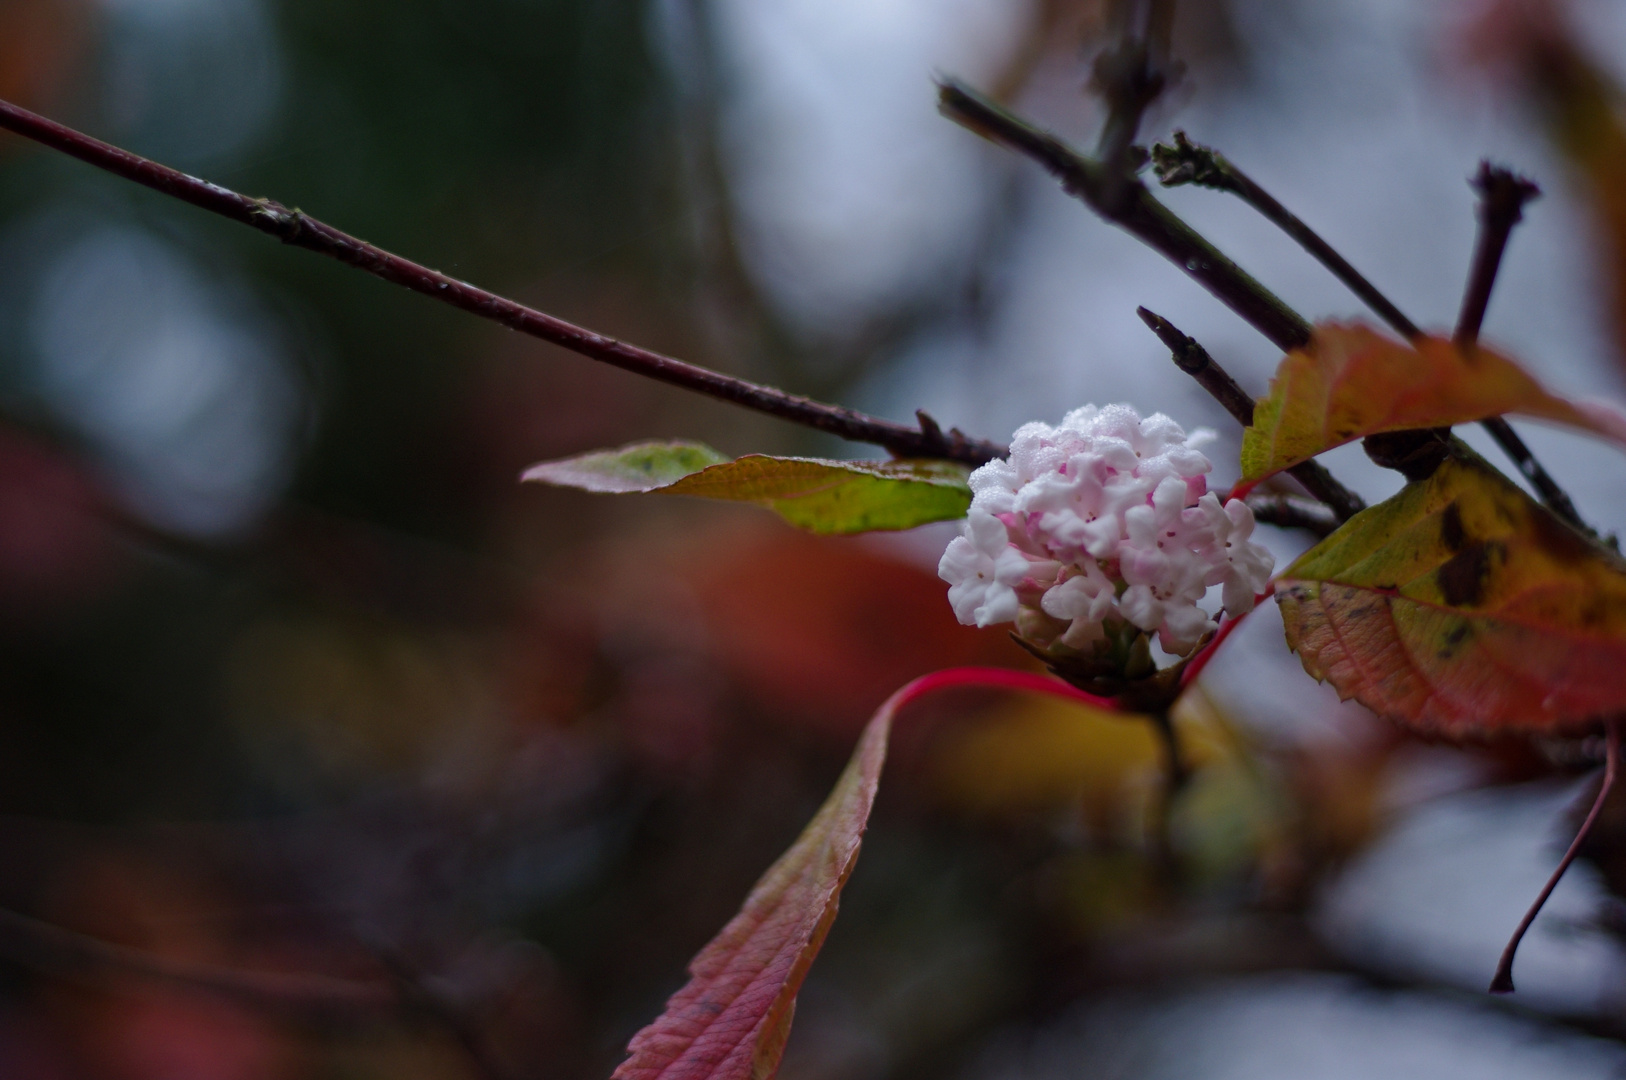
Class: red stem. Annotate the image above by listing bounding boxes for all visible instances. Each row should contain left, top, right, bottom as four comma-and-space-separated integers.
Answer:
881, 666, 1119, 719
1178, 588, 1271, 690
1490, 717, 1620, 994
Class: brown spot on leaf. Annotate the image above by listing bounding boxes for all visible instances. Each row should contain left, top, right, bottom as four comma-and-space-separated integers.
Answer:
1440, 502, 1465, 553
1437, 541, 1497, 607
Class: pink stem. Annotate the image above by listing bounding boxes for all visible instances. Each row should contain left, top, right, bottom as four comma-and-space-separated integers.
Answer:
1490, 717, 1621, 994
1223, 479, 1261, 503
880, 667, 1118, 720
1179, 586, 1272, 689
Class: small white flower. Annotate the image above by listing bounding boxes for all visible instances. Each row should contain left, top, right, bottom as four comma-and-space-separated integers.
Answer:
940, 512, 1018, 626
940, 403, 1275, 663
1041, 562, 1117, 648
967, 458, 1022, 515
1197, 493, 1274, 616
939, 511, 1058, 627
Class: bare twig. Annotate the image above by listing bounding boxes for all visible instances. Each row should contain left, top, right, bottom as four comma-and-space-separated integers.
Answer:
1491, 718, 1619, 994
1153, 135, 1588, 528
0, 97, 1003, 467
1092, 0, 1182, 211
1136, 307, 1365, 521
938, 80, 1314, 354
1457, 164, 1590, 533
1458, 163, 1542, 344
0, 906, 394, 1021
1151, 132, 1420, 338
1245, 494, 1339, 538
1135, 307, 1256, 424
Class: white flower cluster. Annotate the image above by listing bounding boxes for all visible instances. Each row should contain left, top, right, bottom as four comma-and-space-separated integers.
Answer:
938, 404, 1274, 658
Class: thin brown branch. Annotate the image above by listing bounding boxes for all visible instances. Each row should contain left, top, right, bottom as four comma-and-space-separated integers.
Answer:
1091, 0, 1182, 210
1136, 307, 1365, 521
0, 906, 394, 1021
0, 97, 1003, 467
1456, 164, 1590, 534
1135, 306, 1255, 424
938, 79, 1314, 354
1153, 135, 1589, 530
1458, 163, 1541, 344
1151, 131, 1420, 338
1491, 717, 1619, 994
1245, 493, 1339, 538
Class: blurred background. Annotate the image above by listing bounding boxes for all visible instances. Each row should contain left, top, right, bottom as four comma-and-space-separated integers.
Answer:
4, 0, 1626, 1077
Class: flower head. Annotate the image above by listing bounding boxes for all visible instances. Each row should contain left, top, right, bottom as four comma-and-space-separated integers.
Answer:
937, 404, 1274, 661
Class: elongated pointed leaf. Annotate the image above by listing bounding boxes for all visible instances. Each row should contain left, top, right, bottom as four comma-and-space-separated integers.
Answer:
1241, 323, 1626, 480
1277, 446, 1626, 739
611, 705, 892, 1080
522, 441, 971, 534
521, 440, 731, 493
611, 667, 1112, 1080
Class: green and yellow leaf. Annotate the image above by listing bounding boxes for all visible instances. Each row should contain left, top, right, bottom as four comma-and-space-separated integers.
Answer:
522, 440, 972, 534
1276, 445, 1626, 739
1240, 323, 1626, 480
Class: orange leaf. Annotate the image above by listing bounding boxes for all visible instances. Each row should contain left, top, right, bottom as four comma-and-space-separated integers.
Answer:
610, 669, 1111, 1080
1276, 446, 1626, 739
1240, 323, 1626, 481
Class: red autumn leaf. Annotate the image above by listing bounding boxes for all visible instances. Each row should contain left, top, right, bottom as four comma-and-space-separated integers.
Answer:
1276, 446, 1626, 739
610, 669, 1111, 1080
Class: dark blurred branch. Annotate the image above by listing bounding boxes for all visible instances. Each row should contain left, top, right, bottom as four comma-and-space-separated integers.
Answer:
1152, 136, 1588, 529
1136, 307, 1364, 521
1092, 0, 1182, 211
0, 907, 394, 1021
0, 97, 1004, 467
1149, 708, 1189, 795
0, 905, 525, 1079
365, 934, 522, 1080
938, 80, 1314, 354
1457, 163, 1541, 344
1457, 165, 1589, 533
1245, 494, 1338, 538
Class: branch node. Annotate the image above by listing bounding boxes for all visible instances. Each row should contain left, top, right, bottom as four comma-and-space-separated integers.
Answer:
915, 408, 945, 446
250, 198, 305, 243
1149, 131, 1231, 190
1090, 4, 1184, 212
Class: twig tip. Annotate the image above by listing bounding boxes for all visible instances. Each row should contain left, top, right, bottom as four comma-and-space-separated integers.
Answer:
1472, 161, 1542, 217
